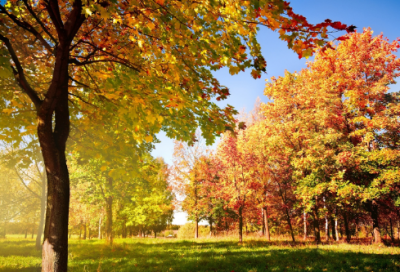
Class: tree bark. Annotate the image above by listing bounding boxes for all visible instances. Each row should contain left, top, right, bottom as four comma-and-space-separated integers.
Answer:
122, 219, 127, 239
343, 211, 351, 243
105, 196, 113, 246
285, 207, 295, 242
330, 217, 336, 241
25, 228, 28, 239
389, 218, 394, 242
195, 214, 199, 239
313, 206, 321, 244
369, 202, 381, 243
36, 172, 46, 250
335, 218, 339, 241
238, 206, 243, 243
83, 220, 86, 240
98, 216, 102, 239
263, 206, 270, 241
303, 211, 307, 241
209, 217, 213, 236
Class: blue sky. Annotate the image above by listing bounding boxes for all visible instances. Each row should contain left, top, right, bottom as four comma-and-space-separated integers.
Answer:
151, 0, 400, 224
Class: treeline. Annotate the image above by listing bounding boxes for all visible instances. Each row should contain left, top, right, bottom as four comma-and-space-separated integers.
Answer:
174, 30, 400, 244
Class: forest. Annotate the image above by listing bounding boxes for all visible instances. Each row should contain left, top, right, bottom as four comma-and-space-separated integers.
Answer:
0, 0, 399, 272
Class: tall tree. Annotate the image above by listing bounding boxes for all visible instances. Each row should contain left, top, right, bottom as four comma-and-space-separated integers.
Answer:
0, 0, 354, 269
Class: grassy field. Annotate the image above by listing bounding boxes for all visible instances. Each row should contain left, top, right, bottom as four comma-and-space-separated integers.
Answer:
1, 236, 400, 272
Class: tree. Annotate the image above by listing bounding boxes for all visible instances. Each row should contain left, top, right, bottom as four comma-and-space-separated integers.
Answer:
0, 0, 354, 269
263, 29, 400, 243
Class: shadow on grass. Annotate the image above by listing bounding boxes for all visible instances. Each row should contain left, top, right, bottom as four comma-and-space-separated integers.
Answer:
1, 239, 400, 272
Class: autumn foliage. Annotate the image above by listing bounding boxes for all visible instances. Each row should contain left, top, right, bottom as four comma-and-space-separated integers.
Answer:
175, 30, 400, 244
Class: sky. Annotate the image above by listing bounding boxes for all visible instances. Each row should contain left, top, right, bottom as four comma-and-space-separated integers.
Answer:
150, 0, 400, 225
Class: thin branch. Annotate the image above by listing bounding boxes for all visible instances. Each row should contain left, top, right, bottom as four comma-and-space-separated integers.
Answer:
14, 167, 41, 199
0, 4, 54, 53
0, 33, 42, 108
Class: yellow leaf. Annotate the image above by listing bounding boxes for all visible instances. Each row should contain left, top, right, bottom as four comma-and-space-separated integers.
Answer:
2, 108, 14, 114
100, 165, 107, 171
145, 135, 153, 142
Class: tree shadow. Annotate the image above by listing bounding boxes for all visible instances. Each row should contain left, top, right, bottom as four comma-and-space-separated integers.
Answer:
1, 239, 399, 272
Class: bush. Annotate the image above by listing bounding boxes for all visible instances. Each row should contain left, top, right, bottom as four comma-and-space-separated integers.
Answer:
177, 223, 210, 239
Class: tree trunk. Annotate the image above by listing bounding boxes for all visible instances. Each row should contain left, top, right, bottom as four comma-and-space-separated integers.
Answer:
261, 208, 265, 236
98, 217, 102, 239
122, 219, 127, 238
79, 220, 82, 239
263, 206, 270, 241
105, 196, 113, 246
32, 223, 35, 239
330, 218, 336, 241
389, 218, 394, 242
370, 202, 381, 243
343, 211, 351, 243
238, 206, 243, 243
303, 211, 307, 241
325, 215, 329, 242
25, 228, 28, 239
83, 220, 86, 240
285, 207, 295, 242
335, 218, 339, 241
209, 217, 213, 236
195, 214, 199, 239
36, 173, 46, 250
313, 206, 321, 244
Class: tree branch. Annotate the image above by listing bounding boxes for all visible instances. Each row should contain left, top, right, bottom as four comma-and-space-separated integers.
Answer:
0, 4, 54, 53
0, 33, 42, 108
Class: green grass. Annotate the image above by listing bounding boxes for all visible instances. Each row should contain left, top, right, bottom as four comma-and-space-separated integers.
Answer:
1, 237, 400, 272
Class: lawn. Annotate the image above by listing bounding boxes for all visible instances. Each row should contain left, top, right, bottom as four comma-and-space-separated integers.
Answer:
1, 236, 400, 272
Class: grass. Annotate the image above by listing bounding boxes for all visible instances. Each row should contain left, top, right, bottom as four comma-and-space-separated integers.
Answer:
1, 236, 400, 272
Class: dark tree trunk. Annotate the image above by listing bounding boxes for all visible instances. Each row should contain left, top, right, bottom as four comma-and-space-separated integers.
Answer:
285, 207, 295, 242
36, 173, 46, 250
263, 206, 270, 241
343, 211, 351, 243
195, 214, 199, 239
25, 228, 28, 239
238, 206, 243, 243
79, 220, 82, 239
32, 224, 35, 239
330, 218, 336, 241
313, 206, 321, 244
369, 202, 381, 243
105, 196, 113, 246
303, 211, 307, 241
389, 218, 394, 242
39, 42, 72, 272
122, 219, 127, 238
261, 208, 265, 236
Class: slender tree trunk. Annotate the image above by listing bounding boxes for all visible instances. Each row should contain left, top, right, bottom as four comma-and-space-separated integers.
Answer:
79, 220, 82, 239
122, 219, 127, 239
238, 206, 243, 243
263, 206, 270, 241
303, 211, 307, 241
343, 211, 351, 243
105, 196, 113, 246
83, 220, 86, 240
32, 223, 35, 239
285, 207, 295, 242
397, 221, 399, 241
209, 217, 213, 236
330, 218, 336, 241
195, 214, 199, 239
98, 217, 102, 239
389, 218, 394, 242
36, 173, 46, 250
261, 208, 265, 236
154, 231, 157, 238
25, 228, 28, 239
325, 215, 329, 242
313, 206, 321, 244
